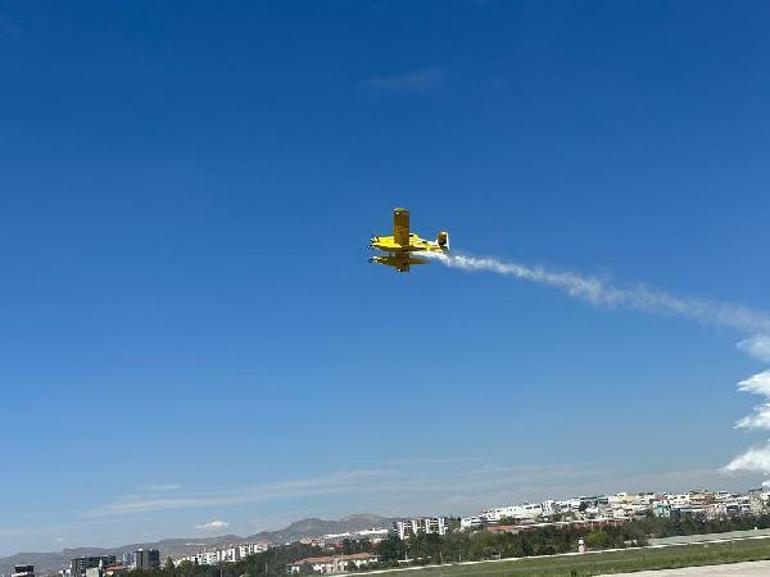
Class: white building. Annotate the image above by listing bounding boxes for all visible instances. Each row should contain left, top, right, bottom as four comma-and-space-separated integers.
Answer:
482, 503, 542, 522
355, 528, 390, 540
174, 542, 272, 567
287, 553, 378, 574
239, 543, 271, 557
394, 517, 447, 540
460, 515, 488, 529
541, 500, 560, 516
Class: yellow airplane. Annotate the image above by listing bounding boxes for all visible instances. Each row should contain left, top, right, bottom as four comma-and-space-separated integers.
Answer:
369, 208, 449, 272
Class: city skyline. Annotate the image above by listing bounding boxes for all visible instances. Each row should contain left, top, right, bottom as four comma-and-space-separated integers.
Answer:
2, 464, 767, 556
5, 482, 770, 567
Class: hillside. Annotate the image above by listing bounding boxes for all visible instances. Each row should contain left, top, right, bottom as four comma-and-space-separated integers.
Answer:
248, 514, 392, 544
0, 515, 394, 577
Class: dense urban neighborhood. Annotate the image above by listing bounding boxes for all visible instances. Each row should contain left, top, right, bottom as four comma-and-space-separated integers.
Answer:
8, 486, 770, 577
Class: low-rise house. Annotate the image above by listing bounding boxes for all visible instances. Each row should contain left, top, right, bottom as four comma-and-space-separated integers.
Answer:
286, 553, 379, 574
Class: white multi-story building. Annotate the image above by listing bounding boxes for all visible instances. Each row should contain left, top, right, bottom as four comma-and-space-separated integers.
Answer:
541, 500, 560, 516
239, 543, 271, 557
460, 515, 488, 529
482, 503, 543, 522
670, 493, 690, 505
355, 528, 390, 540
394, 517, 447, 540
174, 542, 272, 567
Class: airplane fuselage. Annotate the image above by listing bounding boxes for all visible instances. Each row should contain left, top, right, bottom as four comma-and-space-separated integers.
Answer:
369, 233, 444, 253
369, 209, 449, 272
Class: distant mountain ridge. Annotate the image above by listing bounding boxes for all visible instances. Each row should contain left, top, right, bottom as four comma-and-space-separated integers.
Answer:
0, 515, 395, 577
247, 514, 392, 544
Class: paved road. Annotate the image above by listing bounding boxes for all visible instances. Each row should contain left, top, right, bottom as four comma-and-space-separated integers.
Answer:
598, 559, 770, 576
650, 528, 770, 546
357, 532, 770, 577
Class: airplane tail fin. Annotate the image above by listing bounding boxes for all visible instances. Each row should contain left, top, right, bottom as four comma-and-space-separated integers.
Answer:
437, 231, 450, 250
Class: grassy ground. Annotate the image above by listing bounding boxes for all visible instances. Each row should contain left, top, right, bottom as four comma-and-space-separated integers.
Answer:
368, 538, 770, 577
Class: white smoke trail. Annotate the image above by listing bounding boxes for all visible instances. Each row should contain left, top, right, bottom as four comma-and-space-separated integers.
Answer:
428, 251, 770, 474
428, 252, 770, 336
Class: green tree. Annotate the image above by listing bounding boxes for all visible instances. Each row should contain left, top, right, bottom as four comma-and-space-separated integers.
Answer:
375, 535, 406, 563
585, 529, 611, 550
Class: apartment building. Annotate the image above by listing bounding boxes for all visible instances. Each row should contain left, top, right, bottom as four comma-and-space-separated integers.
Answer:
393, 517, 447, 540
12, 565, 35, 577
70, 557, 117, 577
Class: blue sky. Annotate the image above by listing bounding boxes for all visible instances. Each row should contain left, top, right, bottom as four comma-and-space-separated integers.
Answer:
2, 0, 770, 555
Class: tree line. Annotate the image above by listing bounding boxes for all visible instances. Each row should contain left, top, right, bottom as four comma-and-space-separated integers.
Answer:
129, 511, 770, 577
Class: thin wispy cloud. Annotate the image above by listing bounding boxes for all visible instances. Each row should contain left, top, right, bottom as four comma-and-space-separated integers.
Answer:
84, 464, 581, 519
83, 470, 395, 517
385, 456, 487, 467
366, 68, 443, 92
81, 461, 738, 523
142, 483, 183, 492
738, 335, 770, 363
0, 523, 70, 539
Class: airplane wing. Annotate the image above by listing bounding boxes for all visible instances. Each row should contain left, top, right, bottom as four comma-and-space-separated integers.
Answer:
393, 208, 410, 247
